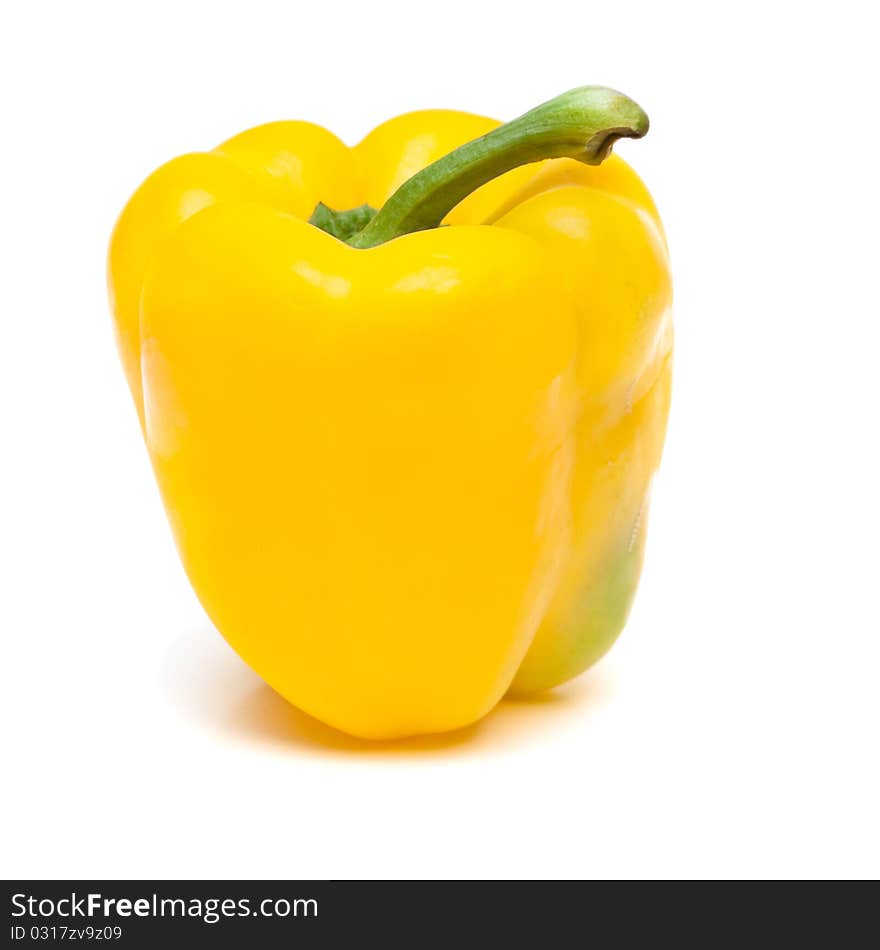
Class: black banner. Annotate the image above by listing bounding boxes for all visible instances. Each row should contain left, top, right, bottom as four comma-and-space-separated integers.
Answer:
3, 880, 874, 947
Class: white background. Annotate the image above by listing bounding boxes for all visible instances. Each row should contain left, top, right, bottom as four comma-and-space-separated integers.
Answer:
2, 1, 878, 880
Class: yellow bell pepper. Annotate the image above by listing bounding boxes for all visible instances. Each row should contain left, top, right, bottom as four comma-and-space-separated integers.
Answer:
107, 87, 672, 739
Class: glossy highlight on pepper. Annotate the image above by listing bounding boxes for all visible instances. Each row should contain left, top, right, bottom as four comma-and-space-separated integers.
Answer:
107, 87, 673, 739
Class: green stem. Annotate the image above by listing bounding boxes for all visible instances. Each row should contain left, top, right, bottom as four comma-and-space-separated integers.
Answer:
347, 86, 648, 249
